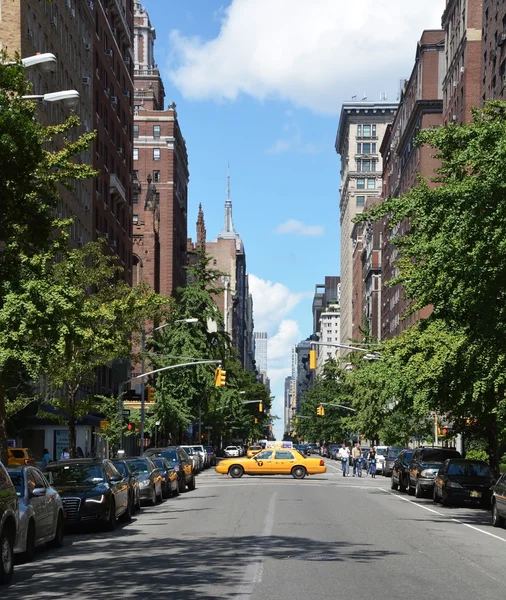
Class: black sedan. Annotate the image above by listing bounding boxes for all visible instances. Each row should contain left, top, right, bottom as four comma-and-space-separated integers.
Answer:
45, 459, 130, 530
151, 457, 179, 499
125, 458, 163, 506
491, 473, 506, 528
144, 447, 195, 493
111, 459, 141, 513
390, 449, 414, 492
433, 459, 495, 508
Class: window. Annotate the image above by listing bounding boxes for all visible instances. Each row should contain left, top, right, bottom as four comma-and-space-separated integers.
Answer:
357, 178, 365, 189
275, 451, 294, 460
356, 196, 365, 207
133, 170, 138, 180
153, 148, 160, 161
133, 214, 139, 224
153, 125, 161, 138
133, 125, 139, 138
357, 143, 361, 153
133, 193, 138, 205
367, 178, 376, 189
133, 148, 139, 161
153, 170, 160, 183
360, 124, 376, 137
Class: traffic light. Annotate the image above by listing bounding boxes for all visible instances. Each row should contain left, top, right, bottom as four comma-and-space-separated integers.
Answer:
258, 402, 263, 412
214, 367, 227, 387
309, 349, 317, 370
316, 405, 325, 416
146, 385, 155, 403
126, 422, 134, 432
254, 417, 259, 424
295, 417, 299, 424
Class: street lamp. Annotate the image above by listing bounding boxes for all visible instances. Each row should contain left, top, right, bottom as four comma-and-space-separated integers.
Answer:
22, 90, 80, 108
21, 52, 57, 72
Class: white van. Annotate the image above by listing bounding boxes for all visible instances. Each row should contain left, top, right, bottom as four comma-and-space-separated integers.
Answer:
374, 446, 389, 473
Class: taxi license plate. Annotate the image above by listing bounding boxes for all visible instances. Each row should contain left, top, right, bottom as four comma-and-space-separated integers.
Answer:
470, 491, 481, 498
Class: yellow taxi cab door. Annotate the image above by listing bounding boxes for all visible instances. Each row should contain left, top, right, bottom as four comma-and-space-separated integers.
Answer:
273, 450, 295, 474
249, 450, 273, 473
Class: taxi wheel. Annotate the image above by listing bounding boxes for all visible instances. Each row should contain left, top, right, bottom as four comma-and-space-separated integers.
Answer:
0, 528, 14, 585
229, 465, 244, 478
291, 466, 306, 479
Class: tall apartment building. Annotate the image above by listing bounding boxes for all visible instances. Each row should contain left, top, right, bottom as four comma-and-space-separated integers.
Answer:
380, 30, 444, 339
93, 0, 135, 283
335, 101, 397, 353
442, 0, 483, 124
132, 1, 189, 296
0, 0, 94, 248
317, 304, 341, 374
284, 376, 293, 437
254, 332, 268, 377
360, 197, 383, 341
294, 340, 314, 414
312, 276, 340, 334
481, 0, 506, 102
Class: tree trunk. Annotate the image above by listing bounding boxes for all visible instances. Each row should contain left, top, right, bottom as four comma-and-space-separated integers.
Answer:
0, 378, 7, 465
486, 412, 500, 477
69, 390, 77, 458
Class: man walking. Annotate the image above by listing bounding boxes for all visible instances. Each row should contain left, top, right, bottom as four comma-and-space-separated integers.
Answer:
338, 443, 350, 476
352, 443, 361, 477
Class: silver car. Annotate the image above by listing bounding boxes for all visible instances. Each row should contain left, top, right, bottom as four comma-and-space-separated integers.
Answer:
181, 446, 202, 473
191, 445, 209, 469
8, 466, 64, 561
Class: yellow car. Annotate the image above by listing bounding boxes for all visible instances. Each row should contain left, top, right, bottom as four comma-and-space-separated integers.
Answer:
246, 445, 263, 458
8, 447, 35, 467
216, 448, 326, 479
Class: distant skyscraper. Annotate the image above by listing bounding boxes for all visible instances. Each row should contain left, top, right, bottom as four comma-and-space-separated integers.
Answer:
254, 332, 268, 374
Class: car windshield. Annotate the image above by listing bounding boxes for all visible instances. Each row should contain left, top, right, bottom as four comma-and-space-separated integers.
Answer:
46, 464, 104, 485
161, 450, 178, 463
191, 447, 202, 452
376, 448, 388, 456
127, 459, 151, 474
447, 462, 493, 477
387, 448, 401, 458
422, 450, 460, 463
152, 459, 166, 469
8, 471, 24, 497
403, 451, 414, 463
113, 462, 127, 477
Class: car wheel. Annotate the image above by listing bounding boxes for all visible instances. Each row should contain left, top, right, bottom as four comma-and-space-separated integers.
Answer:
399, 477, 407, 492
135, 491, 141, 513
120, 497, 132, 523
22, 520, 36, 562
0, 527, 14, 585
105, 500, 116, 531
442, 490, 452, 507
50, 512, 64, 548
492, 500, 505, 528
291, 466, 306, 480
187, 474, 197, 490
433, 486, 440, 504
162, 482, 170, 499
156, 485, 163, 503
172, 481, 180, 497
229, 465, 244, 479
149, 486, 157, 506
391, 476, 398, 490
415, 481, 424, 499
407, 480, 415, 496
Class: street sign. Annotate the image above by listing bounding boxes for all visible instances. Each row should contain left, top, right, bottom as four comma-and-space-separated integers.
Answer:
122, 409, 131, 416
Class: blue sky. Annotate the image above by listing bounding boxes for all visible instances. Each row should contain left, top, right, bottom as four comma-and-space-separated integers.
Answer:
141, 0, 444, 440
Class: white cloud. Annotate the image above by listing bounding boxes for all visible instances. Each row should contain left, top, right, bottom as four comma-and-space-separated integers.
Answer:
249, 274, 311, 332
268, 320, 301, 362
274, 219, 324, 237
266, 122, 319, 155
167, 0, 444, 115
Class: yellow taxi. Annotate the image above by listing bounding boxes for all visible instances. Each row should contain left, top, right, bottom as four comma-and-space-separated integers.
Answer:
246, 445, 263, 458
216, 447, 326, 479
7, 447, 35, 467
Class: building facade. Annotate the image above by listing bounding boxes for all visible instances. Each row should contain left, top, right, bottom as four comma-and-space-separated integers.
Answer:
481, 0, 506, 103
380, 30, 444, 340
132, 1, 189, 297
335, 101, 397, 354
254, 332, 268, 374
442, 0, 483, 124
316, 304, 341, 374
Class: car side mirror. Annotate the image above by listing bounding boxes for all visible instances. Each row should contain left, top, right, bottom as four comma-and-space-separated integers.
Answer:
109, 475, 122, 483
30, 487, 47, 497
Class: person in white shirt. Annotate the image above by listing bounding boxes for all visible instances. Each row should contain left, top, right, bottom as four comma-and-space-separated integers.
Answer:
338, 443, 350, 477
60, 448, 70, 460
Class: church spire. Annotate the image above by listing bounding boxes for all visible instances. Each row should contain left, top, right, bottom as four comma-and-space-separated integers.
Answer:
218, 164, 239, 240
196, 203, 206, 247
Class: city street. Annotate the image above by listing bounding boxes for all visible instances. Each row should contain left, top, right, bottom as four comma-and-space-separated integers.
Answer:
5, 460, 506, 599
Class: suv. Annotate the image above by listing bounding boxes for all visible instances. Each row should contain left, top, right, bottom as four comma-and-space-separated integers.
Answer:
0, 460, 18, 584
408, 446, 461, 498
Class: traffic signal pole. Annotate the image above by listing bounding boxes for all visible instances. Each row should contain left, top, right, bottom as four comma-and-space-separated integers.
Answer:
140, 328, 146, 453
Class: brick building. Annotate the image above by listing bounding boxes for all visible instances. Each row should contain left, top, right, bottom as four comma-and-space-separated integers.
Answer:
481, 0, 506, 102
132, 1, 189, 297
442, 0, 483, 124
380, 30, 444, 340
351, 226, 364, 342
0, 0, 94, 248
360, 197, 382, 341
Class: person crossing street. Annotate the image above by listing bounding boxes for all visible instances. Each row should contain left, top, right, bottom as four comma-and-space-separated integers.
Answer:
352, 443, 362, 477
338, 443, 350, 477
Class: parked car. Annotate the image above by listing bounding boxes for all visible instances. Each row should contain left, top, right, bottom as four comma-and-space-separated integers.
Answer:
144, 447, 195, 493
191, 445, 209, 469
408, 446, 461, 497
383, 447, 403, 477
307, 443, 320, 455
125, 458, 163, 506
8, 466, 64, 561
0, 460, 18, 585
204, 446, 217, 466
224, 446, 240, 458
181, 445, 203, 473
151, 457, 179, 498
7, 448, 34, 467
433, 459, 495, 508
328, 444, 340, 460
491, 473, 506, 528
111, 459, 141, 513
374, 446, 389, 474
45, 458, 130, 530
390, 449, 414, 492
216, 448, 327, 479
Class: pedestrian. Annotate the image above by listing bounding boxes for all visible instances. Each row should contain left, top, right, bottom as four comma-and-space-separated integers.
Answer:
368, 446, 377, 478
60, 448, 70, 460
352, 443, 361, 476
76, 446, 84, 458
338, 443, 350, 476
41, 449, 52, 468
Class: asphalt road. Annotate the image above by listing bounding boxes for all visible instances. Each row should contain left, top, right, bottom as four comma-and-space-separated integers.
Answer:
5, 459, 506, 599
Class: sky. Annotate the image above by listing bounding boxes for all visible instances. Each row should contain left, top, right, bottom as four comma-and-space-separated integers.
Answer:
141, 0, 445, 440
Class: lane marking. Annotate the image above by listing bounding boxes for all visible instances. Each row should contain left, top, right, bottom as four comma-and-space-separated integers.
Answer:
233, 492, 277, 599
378, 487, 506, 543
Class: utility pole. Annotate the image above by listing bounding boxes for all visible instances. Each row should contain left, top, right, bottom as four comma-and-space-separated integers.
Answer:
140, 327, 146, 452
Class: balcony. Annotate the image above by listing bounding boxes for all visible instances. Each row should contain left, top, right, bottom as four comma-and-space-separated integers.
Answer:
110, 173, 127, 204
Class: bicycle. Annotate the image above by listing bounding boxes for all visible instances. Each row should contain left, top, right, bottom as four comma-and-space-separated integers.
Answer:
369, 458, 376, 478
341, 456, 349, 477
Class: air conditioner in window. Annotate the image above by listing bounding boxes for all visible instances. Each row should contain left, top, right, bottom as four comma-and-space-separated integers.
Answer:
77, 236, 84, 246
104, 49, 113, 58
111, 96, 118, 104
104, 232, 109, 240
88, 0, 94, 10
498, 33, 506, 46
112, 28, 117, 36
71, 8, 75, 18
84, 204, 90, 212
123, 90, 131, 98
117, 147, 123, 154
65, 0, 71, 7
123, 56, 130, 65
85, 43, 91, 52
82, 77, 91, 86
110, 240, 117, 248
50, 16, 57, 26
104, 87, 110, 97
